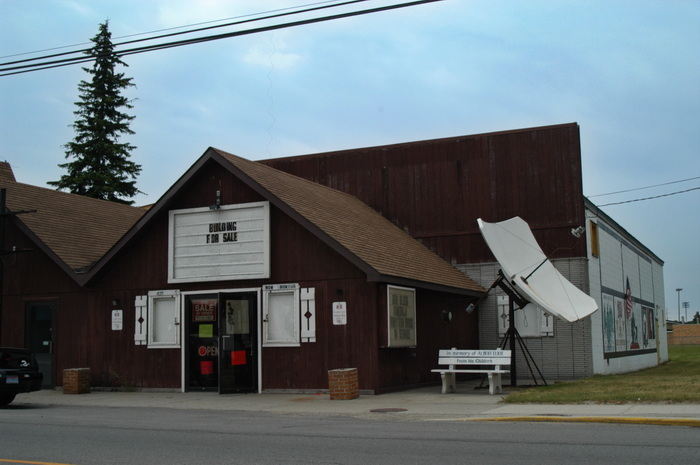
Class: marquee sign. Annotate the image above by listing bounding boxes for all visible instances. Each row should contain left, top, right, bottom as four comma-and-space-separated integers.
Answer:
168, 201, 270, 283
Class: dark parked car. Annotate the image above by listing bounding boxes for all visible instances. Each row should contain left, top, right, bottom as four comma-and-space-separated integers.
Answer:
0, 347, 43, 406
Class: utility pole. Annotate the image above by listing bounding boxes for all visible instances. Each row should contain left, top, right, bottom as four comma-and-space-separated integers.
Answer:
683, 302, 689, 323
675, 288, 683, 322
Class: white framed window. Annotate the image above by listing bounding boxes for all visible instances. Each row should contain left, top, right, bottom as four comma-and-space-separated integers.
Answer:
262, 284, 300, 347
497, 295, 554, 337
387, 285, 417, 348
147, 290, 181, 348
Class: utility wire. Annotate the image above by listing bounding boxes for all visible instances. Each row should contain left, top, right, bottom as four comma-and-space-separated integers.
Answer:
0, 0, 352, 59
0, 0, 370, 67
0, 0, 442, 77
589, 175, 700, 198
596, 186, 700, 207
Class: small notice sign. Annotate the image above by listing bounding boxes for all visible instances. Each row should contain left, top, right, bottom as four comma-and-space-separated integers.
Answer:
192, 299, 217, 322
332, 302, 347, 325
111, 310, 123, 331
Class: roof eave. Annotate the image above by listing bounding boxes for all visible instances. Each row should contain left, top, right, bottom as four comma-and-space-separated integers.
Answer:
368, 273, 485, 297
209, 149, 382, 280
79, 149, 215, 286
12, 217, 83, 285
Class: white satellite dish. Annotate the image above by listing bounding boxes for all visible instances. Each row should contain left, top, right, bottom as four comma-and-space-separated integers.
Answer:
477, 217, 598, 322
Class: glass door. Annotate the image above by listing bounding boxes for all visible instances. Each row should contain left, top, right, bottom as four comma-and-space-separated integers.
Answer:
218, 292, 257, 393
186, 295, 219, 391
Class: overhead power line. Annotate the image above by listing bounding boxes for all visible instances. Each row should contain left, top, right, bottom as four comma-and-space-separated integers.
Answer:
589, 175, 700, 198
0, 0, 370, 67
0, 0, 346, 59
596, 186, 700, 207
0, 0, 442, 77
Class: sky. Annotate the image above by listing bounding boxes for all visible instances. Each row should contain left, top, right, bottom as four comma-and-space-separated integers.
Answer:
1, 0, 698, 317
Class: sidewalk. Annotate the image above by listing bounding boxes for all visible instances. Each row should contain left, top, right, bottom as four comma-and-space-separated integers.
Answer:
12, 382, 700, 426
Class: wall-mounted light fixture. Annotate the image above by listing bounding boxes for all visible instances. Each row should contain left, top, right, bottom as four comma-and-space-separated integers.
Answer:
209, 190, 221, 210
570, 225, 585, 238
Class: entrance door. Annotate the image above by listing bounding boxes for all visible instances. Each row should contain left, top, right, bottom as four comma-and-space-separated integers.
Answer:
185, 292, 258, 393
218, 292, 257, 393
26, 301, 55, 388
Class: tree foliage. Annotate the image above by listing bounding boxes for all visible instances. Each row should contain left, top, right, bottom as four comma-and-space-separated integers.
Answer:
50, 21, 141, 204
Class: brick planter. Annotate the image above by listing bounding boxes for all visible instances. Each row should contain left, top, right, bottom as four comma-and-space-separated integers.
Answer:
63, 368, 91, 394
328, 368, 359, 400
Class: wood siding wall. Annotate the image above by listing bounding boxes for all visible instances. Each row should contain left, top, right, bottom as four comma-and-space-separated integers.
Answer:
376, 286, 479, 393
263, 123, 587, 263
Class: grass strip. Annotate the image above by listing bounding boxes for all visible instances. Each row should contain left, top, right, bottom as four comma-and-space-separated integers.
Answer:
504, 345, 700, 404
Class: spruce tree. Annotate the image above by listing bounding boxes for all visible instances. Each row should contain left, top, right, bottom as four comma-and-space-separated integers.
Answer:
50, 21, 141, 204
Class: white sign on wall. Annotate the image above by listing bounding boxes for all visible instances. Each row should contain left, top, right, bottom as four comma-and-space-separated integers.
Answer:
168, 202, 270, 283
111, 310, 123, 331
332, 301, 347, 325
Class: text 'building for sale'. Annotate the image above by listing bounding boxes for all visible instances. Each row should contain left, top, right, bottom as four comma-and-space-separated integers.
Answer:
0, 123, 668, 393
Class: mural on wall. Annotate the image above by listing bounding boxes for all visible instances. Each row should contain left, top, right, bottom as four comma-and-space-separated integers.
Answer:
602, 294, 615, 352
602, 276, 656, 355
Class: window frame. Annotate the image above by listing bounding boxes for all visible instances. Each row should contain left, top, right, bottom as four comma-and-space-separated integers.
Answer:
147, 290, 181, 349
386, 285, 417, 348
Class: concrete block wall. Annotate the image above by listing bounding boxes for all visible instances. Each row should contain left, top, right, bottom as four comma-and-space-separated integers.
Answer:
459, 258, 593, 382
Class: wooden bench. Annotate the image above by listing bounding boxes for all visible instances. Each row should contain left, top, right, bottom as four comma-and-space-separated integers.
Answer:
431, 349, 511, 395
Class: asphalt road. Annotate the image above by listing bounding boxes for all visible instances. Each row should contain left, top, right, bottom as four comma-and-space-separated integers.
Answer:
0, 405, 698, 465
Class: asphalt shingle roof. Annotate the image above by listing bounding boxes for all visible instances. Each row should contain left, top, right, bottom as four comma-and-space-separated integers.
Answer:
1, 170, 144, 272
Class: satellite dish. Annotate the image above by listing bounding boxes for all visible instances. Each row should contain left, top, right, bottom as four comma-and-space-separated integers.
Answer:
477, 217, 598, 322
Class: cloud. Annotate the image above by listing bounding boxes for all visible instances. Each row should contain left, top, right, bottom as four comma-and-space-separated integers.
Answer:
59, 0, 95, 17
243, 46, 301, 70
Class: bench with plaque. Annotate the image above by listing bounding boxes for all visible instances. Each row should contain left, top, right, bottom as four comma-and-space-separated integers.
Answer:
431, 349, 511, 395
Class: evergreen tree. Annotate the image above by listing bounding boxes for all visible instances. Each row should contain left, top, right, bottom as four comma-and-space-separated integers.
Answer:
50, 21, 140, 204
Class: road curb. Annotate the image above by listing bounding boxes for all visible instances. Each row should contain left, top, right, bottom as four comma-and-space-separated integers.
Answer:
466, 416, 700, 427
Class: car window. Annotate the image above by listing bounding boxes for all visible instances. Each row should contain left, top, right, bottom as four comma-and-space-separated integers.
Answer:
0, 350, 32, 369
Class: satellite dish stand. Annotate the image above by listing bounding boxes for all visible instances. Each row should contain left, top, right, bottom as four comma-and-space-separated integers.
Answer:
492, 270, 547, 387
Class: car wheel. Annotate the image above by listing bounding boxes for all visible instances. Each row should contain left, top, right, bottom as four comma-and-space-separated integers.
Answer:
0, 392, 17, 407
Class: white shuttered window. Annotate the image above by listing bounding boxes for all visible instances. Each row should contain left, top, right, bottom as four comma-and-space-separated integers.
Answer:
147, 290, 181, 348
263, 284, 300, 347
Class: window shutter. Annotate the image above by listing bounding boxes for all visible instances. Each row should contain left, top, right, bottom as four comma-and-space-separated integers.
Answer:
134, 295, 147, 345
497, 295, 509, 336
540, 309, 554, 336
300, 288, 316, 343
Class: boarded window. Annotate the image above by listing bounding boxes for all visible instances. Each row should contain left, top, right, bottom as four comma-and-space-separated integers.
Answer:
262, 284, 300, 347
387, 286, 417, 347
147, 290, 181, 348
590, 221, 600, 257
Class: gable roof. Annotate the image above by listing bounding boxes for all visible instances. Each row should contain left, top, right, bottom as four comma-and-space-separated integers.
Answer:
86, 148, 484, 295
1, 171, 144, 275
215, 149, 484, 294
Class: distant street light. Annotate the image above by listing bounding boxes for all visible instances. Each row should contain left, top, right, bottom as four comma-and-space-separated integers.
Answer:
676, 288, 683, 322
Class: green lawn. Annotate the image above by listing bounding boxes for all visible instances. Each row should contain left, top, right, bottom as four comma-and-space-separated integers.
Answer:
504, 345, 700, 403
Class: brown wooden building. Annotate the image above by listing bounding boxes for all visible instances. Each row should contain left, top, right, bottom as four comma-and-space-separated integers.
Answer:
2, 122, 666, 391
0, 149, 483, 394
